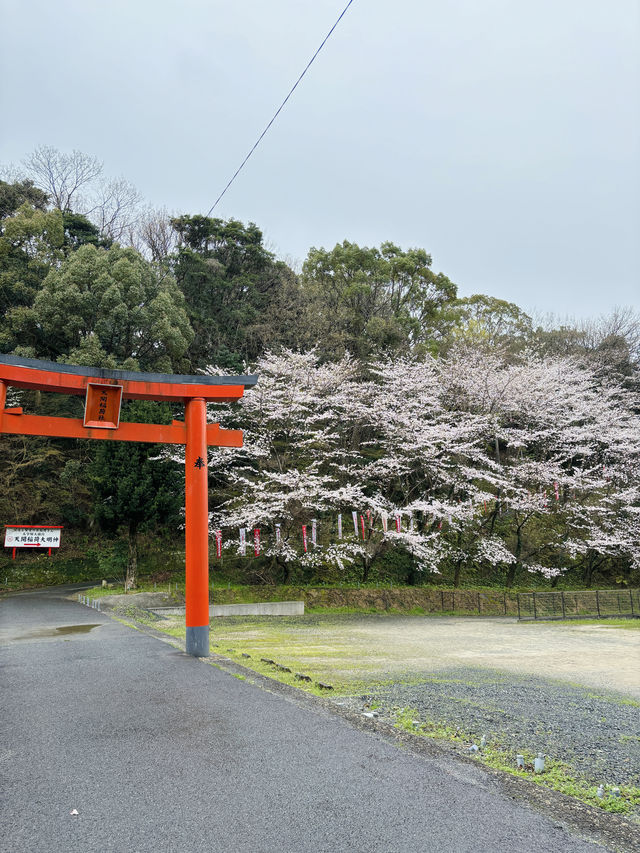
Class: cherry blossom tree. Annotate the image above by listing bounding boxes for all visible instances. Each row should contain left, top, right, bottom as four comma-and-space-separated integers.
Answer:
204, 350, 372, 582
167, 344, 639, 588
441, 345, 640, 585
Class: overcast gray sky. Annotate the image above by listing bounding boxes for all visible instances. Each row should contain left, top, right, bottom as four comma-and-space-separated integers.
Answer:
1, 0, 638, 319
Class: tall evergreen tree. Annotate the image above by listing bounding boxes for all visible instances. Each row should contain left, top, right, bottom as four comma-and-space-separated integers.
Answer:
301, 240, 457, 360
172, 215, 304, 371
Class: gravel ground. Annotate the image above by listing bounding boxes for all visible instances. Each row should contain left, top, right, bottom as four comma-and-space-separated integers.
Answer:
340, 667, 640, 789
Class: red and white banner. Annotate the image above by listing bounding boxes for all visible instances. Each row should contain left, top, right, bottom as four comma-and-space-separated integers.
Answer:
220, 490, 581, 558
4, 526, 62, 548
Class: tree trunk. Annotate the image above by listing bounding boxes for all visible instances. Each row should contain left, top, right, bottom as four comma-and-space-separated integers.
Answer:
126, 523, 138, 590
488, 498, 499, 536
361, 557, 371, 584
506, 526, 522, 588
583, 553, 595, 589
505, 561, 517, 589
453, 560, 463, 588
277, 556, 290, 585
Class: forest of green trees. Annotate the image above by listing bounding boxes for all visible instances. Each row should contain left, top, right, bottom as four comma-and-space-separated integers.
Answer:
1, 147, 638, 591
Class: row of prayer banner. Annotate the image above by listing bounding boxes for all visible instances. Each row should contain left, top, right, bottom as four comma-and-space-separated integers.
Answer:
215, 512, 392, 557
211, 486, 567, 556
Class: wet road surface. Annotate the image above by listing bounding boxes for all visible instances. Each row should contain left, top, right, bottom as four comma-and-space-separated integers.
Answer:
0, 586, 607, 852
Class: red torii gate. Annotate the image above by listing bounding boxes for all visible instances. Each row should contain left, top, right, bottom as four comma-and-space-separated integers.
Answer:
0, 354, 257, 656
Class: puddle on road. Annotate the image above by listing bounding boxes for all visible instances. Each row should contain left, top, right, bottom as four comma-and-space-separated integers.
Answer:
55, 624, 100, 635
3, 624, 102, 641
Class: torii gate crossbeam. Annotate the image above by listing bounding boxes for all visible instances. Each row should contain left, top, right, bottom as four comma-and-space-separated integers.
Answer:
0, 355, 258, 657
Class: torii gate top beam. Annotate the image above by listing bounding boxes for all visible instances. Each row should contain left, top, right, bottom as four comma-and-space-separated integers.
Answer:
0, 354, 258, 402
0, 355, 258, 446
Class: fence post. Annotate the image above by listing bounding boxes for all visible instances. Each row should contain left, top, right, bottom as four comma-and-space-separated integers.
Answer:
630, 589, 634, 617
517, 594, 521, 620
561, 591, 566, 619
532, 592, 537, 620
503, 593, 507, 616
596, 590, 601, 617
441, 590, 444, 613
477, 592, 481, 615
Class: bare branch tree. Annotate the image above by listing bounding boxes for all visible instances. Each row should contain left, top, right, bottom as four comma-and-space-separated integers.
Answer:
126, 207, 178, 261
581, 306, 640, 366
88, 176, 143, 241
22, 145, 103, 212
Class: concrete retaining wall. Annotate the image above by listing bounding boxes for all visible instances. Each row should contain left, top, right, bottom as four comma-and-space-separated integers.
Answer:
210, 600, 304, 617
151, 600, 305, 618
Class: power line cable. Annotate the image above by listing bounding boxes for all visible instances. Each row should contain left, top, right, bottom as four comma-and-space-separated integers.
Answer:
205, 0, 356, 217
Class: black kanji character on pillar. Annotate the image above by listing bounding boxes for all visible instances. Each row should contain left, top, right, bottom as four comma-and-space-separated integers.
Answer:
194, 456, 205, 469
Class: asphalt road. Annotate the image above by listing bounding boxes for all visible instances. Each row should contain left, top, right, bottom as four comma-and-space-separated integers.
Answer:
0, 586, 607, 852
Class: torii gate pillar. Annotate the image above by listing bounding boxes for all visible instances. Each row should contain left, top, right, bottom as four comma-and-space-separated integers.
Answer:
0, 355, 258, 657
185, 397, 210, 655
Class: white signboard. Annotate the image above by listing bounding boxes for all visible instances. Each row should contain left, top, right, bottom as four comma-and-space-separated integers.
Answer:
4, 527, 62, 548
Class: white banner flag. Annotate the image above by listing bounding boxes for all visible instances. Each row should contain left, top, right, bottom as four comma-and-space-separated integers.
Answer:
275, 523, 281, 543
352, 511, 358, 537
239, 528, 246, 556
311, 519, 317, 546
337, 513, 342, 539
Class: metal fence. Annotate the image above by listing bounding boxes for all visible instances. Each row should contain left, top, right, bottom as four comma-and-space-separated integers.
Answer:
517, 589, 639, 621
433, 589, 516, 616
